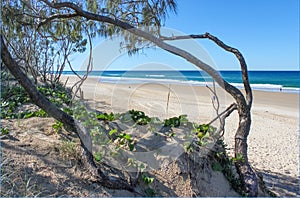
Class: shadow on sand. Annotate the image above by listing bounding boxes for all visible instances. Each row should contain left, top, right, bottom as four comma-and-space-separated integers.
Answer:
258, 169, 299, 197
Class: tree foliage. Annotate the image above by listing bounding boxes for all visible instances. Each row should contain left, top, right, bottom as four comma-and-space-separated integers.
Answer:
2, 0, 177, 84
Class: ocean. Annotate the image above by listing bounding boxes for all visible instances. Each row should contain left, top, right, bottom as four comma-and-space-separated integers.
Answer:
62, 70, 300, 94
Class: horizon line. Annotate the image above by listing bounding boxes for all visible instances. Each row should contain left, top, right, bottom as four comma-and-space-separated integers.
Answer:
62, 69, 300, 72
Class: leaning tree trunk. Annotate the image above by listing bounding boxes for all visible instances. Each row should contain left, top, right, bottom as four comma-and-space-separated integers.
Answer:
235, 107, 257, 195
0, 35, 134, 191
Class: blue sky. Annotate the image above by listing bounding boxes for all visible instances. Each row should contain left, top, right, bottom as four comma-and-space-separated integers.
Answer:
72, 0, 299, 71
165, 0, 299, 71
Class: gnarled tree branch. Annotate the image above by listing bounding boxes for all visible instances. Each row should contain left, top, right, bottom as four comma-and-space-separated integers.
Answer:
160, 33, 253, 107
38, 13, 79, 29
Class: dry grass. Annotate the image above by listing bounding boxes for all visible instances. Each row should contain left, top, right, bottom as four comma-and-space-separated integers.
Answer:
0, 118, 134, 197
1, 152, 44, 197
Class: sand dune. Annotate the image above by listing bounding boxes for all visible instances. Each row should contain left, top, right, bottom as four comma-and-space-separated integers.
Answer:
61, 75, 299, 196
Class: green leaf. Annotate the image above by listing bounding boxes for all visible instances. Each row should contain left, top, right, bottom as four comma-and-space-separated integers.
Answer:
197, 132, 205, 139
1, 127, 9, 135
109, 129, 117, 136
231, 153, 245, 163
123, 133, 131, 140
168, 132, 176, 137
23, 111, 34, 119
52, 121, 63, 132
199, 124, 209, 132
179, 114, 188, 123
142, 175, 155, 185
129, 110, 150, 125
184, 142, 192, 152
97, 113, 107, 119
94, 152, 102, 162
164, 116, 181, 127
129, 144, 134, 151
139, 163, 146, 171
34, 109, 48, 117
202, 131, 210, 138
97, 112, 115, 121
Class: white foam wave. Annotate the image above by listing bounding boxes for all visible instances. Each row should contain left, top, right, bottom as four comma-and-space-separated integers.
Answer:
145, 74, 166, 78
98, 76, 299, 94
107, 74, 120, 76
230, 83, 299, 93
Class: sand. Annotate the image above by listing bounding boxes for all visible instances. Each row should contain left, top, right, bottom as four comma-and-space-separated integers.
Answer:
62, 75, 299, 196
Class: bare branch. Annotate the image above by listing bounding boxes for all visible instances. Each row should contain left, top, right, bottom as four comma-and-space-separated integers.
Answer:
38, 13, 79, 28
207, 102, 237, 126
67, 58, 84, 80
211, 103, 237, 137
160, 33, 253, 107
206, 83, 220, 117
206, 84, 223, 136
71, 25, 93, 100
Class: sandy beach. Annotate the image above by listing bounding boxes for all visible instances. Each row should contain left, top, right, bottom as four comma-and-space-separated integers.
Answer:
62, 75, 299, 196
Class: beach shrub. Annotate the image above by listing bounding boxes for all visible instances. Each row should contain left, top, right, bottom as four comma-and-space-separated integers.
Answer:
1, 85, 30, 119
71, 101, 109, 148
164, 114, 188, 127
1, 127, 9, 135
164, 116, 180, 127
1, 84, 71, 119
1, 84, 28, 103
129, 109, 151, 125
52, 121, 63, 134
108, 129, 135, 151
37, 86, 72, 106
193, 124, 216, 138
97, 112, 115, 121
22, 109, 48, 119
192, 124, 217, 146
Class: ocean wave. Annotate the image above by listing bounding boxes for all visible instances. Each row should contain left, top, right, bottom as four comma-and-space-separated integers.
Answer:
230, 83, 299, 93
107, 73, 120, 76
145, 74, 166, 78
97, 76, 299, 94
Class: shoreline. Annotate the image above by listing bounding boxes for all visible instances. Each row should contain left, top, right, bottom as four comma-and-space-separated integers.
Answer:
61, 75, 299, 116
61, 74, 300, 94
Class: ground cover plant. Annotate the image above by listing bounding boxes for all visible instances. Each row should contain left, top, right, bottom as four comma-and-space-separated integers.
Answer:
1, 80, 72, 120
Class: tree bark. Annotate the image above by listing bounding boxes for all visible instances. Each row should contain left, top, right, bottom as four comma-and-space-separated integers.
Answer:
235, 107, 257, 196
